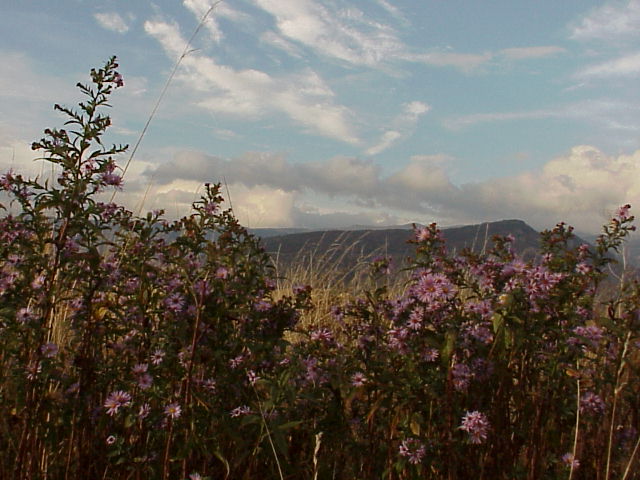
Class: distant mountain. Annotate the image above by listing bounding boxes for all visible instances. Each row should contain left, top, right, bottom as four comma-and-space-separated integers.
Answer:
258, 219, 546, 270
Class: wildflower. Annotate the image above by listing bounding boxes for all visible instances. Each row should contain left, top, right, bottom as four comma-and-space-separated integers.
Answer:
561, 453, 579, 469
104, 390, 132, 416
203, 378, 217, 392
451, 363, 473, 392
575, 262, 592, 275
113, 72, 124, 88
422, 348, 439, 362
138, 403, 151, 419
398, 438, 426, 465
106, 435, 117, 445
215, 266, 229, 279
254, 300, 271, 312
351, 372, 367, 387
132, 363, 148, 375
26, 361, 42, 381
188, 473, 202, 480
415, 226, 432, 242
164, 402, 181, 419
137, 373, 153, 390
580, 392, 606, 416
229, 354, 245, 369
459, 411, 490, 444
40, 342, 59, 358
16, 307, 34, 324
406, 309, 423, 330
616, 204, 631, 221
310, 328, 333, 344
150, 349, 165, 365
164, 293, 185, 312
247, 370, 260, 386
230, 405, 252, 417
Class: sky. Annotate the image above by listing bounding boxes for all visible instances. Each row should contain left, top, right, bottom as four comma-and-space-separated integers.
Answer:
2, 0, 640, 234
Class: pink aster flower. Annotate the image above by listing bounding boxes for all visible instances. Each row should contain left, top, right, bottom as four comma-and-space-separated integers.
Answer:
104, 390, 132, 416
351, 372, 367, 387
230, 405, 252, 417
561, 452, 579, 469
459, 410, 490, 444
398, 438, 426, 465
150, 349, 165, 365
164, 402, 181, 419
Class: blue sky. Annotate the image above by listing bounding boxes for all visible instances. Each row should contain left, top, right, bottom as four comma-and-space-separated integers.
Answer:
2, 0, 640, 233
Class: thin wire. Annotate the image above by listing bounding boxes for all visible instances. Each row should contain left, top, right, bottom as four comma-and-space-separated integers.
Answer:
111, 0, 224, 203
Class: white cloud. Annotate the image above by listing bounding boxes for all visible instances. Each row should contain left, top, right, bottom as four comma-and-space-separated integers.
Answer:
374, 0, 408, 24
144, 20, 359, 144
577, 51, 640, 78
571, 0, 640, 42
145, 145, 640, 233
260, 31, 304, 57
252, 0, 404, 67
366, 131, 402, 156
443, 99, 640, 132
365, 101, 430, 155
444, 109, 559, 130
406, 51, 493, 73
182, 0, 247, 43
404, 101, 430, 118
500, 46, 566, 60
94, 12, 132, 34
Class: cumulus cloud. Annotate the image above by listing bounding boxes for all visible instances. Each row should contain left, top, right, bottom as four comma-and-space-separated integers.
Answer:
570, 0, 640, 42
94, 12, 132, 34
145, 145, 640, 233
144, 19, 360, 144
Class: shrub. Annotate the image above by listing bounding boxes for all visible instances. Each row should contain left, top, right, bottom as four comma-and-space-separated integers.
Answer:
0, 57, 638, 480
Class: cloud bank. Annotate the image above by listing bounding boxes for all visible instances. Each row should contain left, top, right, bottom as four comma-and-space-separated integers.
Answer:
143, 145, 638, 232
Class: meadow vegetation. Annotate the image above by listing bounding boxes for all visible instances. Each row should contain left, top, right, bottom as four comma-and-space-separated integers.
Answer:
0, 58, 639, 479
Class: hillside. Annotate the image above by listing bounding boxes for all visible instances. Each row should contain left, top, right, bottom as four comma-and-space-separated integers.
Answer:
258, 219, 545, 270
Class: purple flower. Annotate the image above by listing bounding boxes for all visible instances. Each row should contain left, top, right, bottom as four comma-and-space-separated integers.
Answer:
459, 411, 490, 444
247, 370, 260, 386
132, 363, 148, 375
351, 372, 367, 387
422, 348, 439, 362
310, 328, 333, 344
451, 363, 473, 392
616, 204, 631, 221
164, 293, 185, 312
230, 405, 252, 417
40, 342, 59, 358
104, 390, 132, 416
113, 72, 124, 88
106, 435, 117, 445
215, 266, 229, 279
580, 392, 606, 416
164, 402, 181, 419
561, 453, 579, 469
138, 403, 151, 419
137, 373, 153, 390
398, 438, 426, 465
16, 307, 34, 324
150, 349, 165, 365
